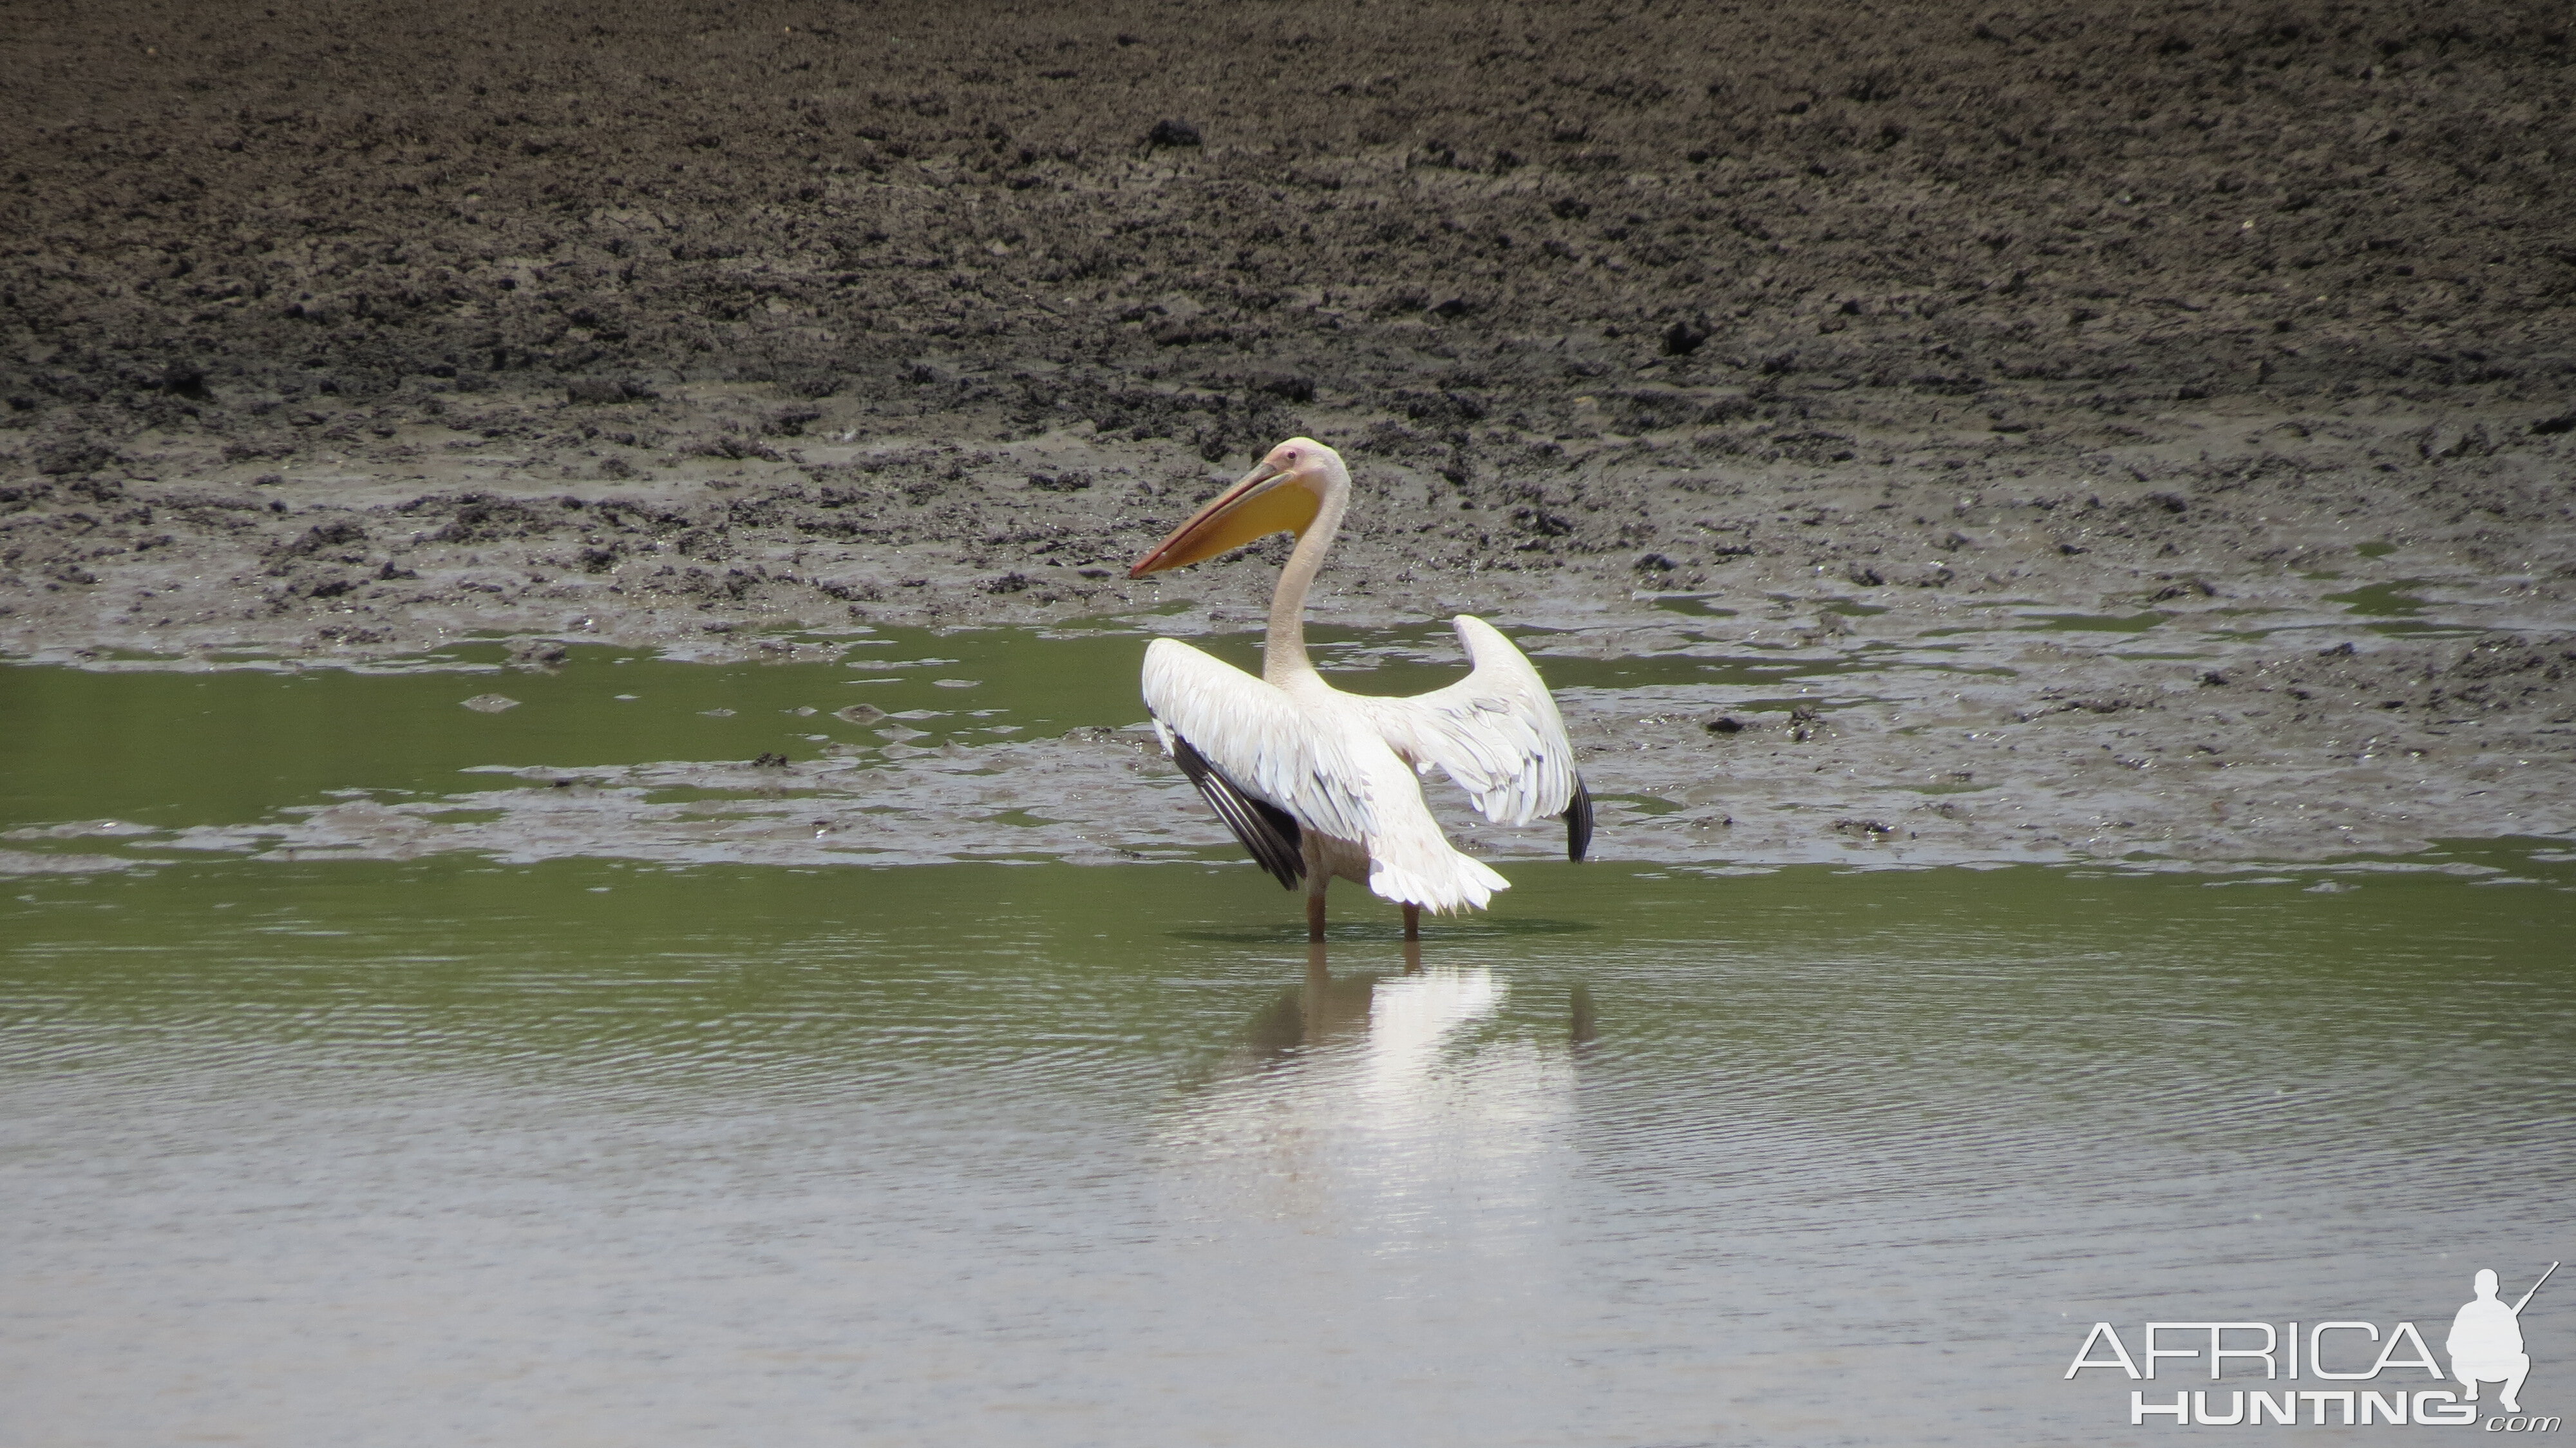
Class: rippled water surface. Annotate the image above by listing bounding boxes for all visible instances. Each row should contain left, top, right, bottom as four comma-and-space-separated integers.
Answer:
7, 631, 2574, 1445
6, 847, 2571, 1446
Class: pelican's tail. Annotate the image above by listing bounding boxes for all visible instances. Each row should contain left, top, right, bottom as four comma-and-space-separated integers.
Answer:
1367, 842, 1512, 915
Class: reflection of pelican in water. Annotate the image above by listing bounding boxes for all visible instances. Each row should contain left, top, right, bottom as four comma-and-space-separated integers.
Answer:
1238, 942, 1394, 1056
1163, 942, 1580, 1261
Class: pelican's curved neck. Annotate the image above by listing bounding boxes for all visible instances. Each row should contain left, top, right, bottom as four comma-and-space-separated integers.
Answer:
1263, 465, 1349, 687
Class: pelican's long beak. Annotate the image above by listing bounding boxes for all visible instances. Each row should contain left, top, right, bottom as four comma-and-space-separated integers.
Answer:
1128, 457, 1321, 577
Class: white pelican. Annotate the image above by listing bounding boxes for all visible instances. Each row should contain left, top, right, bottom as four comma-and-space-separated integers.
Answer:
1128, 438, 1592, 940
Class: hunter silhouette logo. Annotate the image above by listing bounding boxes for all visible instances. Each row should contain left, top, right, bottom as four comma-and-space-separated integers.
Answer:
2065, 1261, 2560, 1429
2454, 1263, 2554, 1416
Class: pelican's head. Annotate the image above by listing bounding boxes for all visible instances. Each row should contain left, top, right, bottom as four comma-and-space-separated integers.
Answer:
1129, 438, 1345, 578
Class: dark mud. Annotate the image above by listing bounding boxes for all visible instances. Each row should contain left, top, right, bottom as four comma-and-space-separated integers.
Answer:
8, 0, 2573, 419
3, 0, 2571, 869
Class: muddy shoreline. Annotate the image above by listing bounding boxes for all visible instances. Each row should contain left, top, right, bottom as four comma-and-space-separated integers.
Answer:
3, 0, 2571, 872
6, 412, 2569, 874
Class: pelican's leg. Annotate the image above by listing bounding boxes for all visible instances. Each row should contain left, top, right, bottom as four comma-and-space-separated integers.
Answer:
1402, 903, 1421, 941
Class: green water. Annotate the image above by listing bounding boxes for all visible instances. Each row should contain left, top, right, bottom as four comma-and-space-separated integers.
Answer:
1, 627, 1841, 836
4, 641, 2573, 1446
2327, 579, 2433, 617
2023, 609, 2170, 633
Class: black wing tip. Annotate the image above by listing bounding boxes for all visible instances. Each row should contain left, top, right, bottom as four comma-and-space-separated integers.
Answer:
1171, 732, 1306, 890
1243, 793, 1306, 890
1565, 776, 1594, 862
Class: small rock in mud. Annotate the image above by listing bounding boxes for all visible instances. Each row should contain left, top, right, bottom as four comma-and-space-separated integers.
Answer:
33, 439, 124, 477
699, 707, 735, 717
460, 694, 521, 714
833, 703, 888, 723
752, 752, 790, 767
508, 640, 569, 671
565, 377, 656, 405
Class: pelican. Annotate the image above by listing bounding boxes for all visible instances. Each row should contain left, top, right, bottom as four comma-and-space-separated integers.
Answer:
1129, 438, 1592, 940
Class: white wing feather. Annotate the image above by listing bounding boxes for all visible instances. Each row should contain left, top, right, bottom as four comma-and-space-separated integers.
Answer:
1352, 615, 1580, 826
1141, 638, 1508, 912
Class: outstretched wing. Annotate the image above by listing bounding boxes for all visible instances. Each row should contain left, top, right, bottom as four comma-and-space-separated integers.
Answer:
1141, 637, 1510, 910
1352, 615, 1589, 853
1141, 638, 1382, 849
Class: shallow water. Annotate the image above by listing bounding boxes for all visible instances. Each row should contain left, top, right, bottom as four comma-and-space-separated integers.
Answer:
0, 625, 1893, 873
6, 848, 2573, 1446
4, 622, 1884, 825
5, 633, 2573, 1445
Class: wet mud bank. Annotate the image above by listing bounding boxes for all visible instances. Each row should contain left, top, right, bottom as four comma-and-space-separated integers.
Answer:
6, 601, 2570, 877
3, 0, 2571, 872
